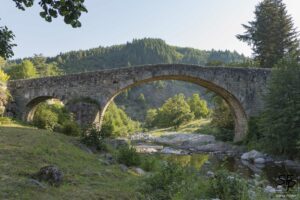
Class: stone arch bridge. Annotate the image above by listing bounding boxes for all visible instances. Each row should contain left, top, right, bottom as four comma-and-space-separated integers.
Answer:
6, 64, 271, 142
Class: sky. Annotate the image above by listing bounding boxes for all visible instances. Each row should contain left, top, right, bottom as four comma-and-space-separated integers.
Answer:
1, 0, 300, 59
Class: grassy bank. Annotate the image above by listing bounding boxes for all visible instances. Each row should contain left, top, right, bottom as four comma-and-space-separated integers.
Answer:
148, 118, 217, 136
0, 127, 140, 200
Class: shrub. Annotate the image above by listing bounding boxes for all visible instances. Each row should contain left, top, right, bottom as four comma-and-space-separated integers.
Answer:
117, 146, 141, 166
0, 69, 9, 82
62, 121, 81, 136
33, 108, 58, 130
102, 102, 141, 137
139, 162, 208, 200
81, 127, 107, 151
208, 170, 250, 200
140, 156, 160, 172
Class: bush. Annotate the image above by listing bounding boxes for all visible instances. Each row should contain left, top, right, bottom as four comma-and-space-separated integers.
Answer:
140, 156, 160, 172
0, 69, 9, 82
81, 127, 107, 151
117, 146, 141, 166
139, 162, 208, 200
102, 102, 141, 137
33, 108, 58, 130
208, 170, 249, 200
62, 121, 81, 136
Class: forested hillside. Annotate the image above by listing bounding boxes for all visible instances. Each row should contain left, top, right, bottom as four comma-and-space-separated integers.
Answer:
47, 38, 247, 73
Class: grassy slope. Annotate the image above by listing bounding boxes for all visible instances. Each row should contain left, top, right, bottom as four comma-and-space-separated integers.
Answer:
0, 127, 140, 200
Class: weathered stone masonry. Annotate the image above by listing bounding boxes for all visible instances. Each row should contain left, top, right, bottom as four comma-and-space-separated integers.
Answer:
6, 64, 271, 141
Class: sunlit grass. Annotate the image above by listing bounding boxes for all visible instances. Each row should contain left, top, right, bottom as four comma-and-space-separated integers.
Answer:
148, 118, 212, 136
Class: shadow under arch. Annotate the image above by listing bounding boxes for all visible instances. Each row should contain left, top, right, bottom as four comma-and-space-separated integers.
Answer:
99, 75, 248, 142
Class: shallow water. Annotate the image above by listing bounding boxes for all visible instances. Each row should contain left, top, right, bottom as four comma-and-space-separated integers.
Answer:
156, 153, 300, 186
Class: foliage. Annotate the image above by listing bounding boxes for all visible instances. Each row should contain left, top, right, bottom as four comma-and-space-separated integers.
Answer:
0, 24, 16, 59
33, 101, 80, 136
33, 106, 59, 130
0, 1, 87, 59
0, 57, 6, 68
207, 170, 250, 200
237, 0, 300, 68
31, 54, 63, 77
46, 38, 247, 74
188, 93, 210, 118
7, 60, 37, 79
210, 95, 234, 141
101, 102, 141, 137
257, 59, 300, 157
155, 94, 194, 129
116, 146, 141, 167
0, 69, 9, 82
145, 108, 158, 128
0, 116, 13, 125
81, 127, 107, 151
13, 0, 87, 28
61, 121, 81, 136
139, 162, 208, 200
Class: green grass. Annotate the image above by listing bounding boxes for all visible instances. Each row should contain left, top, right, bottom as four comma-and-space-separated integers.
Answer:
0, 126, 140, 200
148, 118, 213, 136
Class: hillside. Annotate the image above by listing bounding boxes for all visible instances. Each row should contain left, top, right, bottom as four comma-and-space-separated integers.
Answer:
47, 38, 247, 73
0, 127, 139, 200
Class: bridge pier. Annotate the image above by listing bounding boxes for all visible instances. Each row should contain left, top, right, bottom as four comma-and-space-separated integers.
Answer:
65, 101, 101, 128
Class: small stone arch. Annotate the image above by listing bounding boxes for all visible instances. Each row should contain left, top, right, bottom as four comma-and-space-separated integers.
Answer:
25, 96, 63, 122
98, 75, 248, 142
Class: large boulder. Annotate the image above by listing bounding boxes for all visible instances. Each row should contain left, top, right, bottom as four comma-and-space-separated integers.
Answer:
34, 165, 63, 186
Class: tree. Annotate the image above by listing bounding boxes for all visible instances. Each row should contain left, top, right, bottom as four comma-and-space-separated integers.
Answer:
8, 60, 37, 79
258, 59, 300, 157
0, 0, 87, 59
31, 54, 62, 77
0, 25, 16, 59
157, 93, 194, 128
188, 93, 210, 119
145, 108, 158, 128
237, 0, 300, 68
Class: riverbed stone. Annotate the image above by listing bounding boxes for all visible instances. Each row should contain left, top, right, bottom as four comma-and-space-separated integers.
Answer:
254, 158, 266, 164
119, 164, 128, 172
264, 185, 276, 194
241, 150, 264, 161
132, 167, 145, 175
160, 147, 186, 155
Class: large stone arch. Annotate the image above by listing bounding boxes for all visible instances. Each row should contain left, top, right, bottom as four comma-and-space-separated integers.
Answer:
98, 75, 248, 142
6, 64, 271, 142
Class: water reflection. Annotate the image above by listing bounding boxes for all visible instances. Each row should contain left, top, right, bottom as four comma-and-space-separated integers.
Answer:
156, 153, 300, 186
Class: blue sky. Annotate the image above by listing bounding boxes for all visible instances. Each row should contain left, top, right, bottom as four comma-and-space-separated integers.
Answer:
1, 0, 300, 59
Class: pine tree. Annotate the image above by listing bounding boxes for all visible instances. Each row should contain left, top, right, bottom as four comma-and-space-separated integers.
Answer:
259, 59, 300, 157
237, 0, 300, 68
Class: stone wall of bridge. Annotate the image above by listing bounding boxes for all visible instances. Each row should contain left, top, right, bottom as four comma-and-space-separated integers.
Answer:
6, 64, 271, 141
